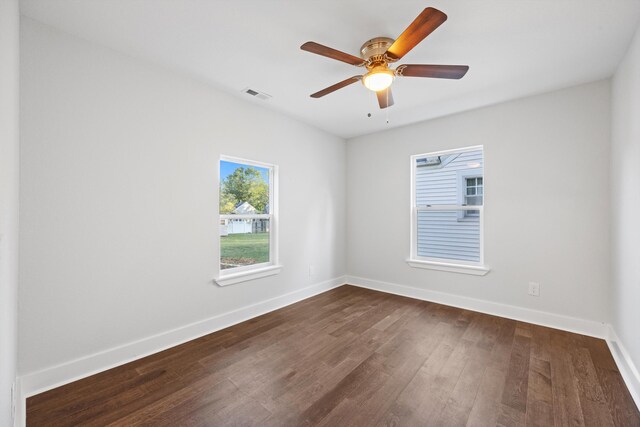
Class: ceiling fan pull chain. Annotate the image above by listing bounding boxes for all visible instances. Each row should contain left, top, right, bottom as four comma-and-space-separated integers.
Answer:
386, 91, 390, 124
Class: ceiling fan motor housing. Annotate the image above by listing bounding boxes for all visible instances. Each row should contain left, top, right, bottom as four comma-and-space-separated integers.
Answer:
360, 37, 395, 68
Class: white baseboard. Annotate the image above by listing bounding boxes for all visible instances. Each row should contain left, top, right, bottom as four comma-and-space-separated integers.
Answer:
606, 325, 640, 410
17, 275, 347, 425
346, 275, 608, 338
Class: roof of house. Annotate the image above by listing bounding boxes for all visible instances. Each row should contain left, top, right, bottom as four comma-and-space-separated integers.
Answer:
233, 201, 256, 215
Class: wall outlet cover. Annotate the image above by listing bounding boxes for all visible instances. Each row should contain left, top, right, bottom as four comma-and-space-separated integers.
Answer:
528, 282, 540, 297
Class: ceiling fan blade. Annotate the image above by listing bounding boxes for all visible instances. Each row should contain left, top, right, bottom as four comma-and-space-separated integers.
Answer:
385, 8, 447, 61
396, 64, 469, 79
310, 76, 362, 98
376, 88, 394, 109
301, 42, 365, 66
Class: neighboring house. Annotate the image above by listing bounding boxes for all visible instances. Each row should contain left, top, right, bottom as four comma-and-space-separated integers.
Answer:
233, 201, 257, 215
416, 149, 484, 262
220, 201, 268, 235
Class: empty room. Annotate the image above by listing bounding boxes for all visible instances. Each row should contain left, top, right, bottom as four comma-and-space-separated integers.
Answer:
2, 0, 640, 425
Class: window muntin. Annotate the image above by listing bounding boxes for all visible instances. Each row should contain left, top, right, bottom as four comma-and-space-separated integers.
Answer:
219, 157, 276, 274
411, 146, 484, 266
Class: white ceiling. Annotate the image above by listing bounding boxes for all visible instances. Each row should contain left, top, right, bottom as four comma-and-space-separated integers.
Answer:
20, 0, 640, 139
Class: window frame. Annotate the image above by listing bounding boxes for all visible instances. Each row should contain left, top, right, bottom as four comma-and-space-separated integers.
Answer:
408, 145, 490, 276
215, 155, 281, 286
464, 176, 483, 213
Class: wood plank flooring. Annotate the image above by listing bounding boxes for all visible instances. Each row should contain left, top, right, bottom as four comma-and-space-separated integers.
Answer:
27, 285, 640, 426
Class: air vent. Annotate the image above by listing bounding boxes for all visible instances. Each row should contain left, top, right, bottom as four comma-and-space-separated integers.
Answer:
242, 87, 272, 101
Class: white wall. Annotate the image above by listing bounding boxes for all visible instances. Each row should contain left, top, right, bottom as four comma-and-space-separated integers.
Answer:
19, 19, 346, 378
611, 24, 640, 378
347, 80, 611, 324
0, 0, 20, 424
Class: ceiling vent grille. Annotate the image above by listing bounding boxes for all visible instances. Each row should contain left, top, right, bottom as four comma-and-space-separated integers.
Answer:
242, 87, 272, 101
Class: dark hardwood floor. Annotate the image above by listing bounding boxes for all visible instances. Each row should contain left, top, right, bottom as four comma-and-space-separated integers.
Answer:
27, 285, 639, 426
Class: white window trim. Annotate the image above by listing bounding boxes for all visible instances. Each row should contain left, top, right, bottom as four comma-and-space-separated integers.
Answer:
215, 264, 283, 287
215, 155, 281, 286
409, 146, 490, 275
406, 259, 490, 276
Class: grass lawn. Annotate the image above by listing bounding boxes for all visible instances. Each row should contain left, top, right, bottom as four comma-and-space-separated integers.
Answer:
220, 233, 269, 269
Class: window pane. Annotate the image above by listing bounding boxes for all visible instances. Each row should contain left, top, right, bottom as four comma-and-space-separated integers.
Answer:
220, 219, 270, 270
219, 158, 274, 273
220, 160, 270, 215
417, 210, 480, 262
466, 187, 476, 195
466, 195, 482, 206
415, 148, 483, 206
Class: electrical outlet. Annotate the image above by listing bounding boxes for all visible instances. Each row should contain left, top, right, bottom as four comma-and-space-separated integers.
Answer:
309, 265, 316, 277
528, 282, 540, 297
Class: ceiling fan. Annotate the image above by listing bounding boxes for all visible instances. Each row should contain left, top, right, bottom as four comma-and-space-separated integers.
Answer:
301, 7, 469, 109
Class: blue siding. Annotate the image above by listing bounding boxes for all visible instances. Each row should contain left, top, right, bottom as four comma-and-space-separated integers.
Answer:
415, 149, 483, 262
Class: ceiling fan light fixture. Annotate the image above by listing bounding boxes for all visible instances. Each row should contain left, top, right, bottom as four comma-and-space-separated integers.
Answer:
362, 66, 394, 92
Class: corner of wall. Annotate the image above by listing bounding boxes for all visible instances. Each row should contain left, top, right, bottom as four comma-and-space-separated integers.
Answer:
609, 17, 640, 410
0, 0, 20, 425
606, 325, 640, 409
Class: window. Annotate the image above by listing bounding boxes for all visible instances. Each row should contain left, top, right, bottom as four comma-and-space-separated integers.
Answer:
464, 177, 483, 216
408, 146, 489, 275
216, 156, 280, 286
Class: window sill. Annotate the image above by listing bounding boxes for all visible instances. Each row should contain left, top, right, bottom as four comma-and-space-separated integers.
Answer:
406, 259, 490, 276
215, 264, 283, 287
